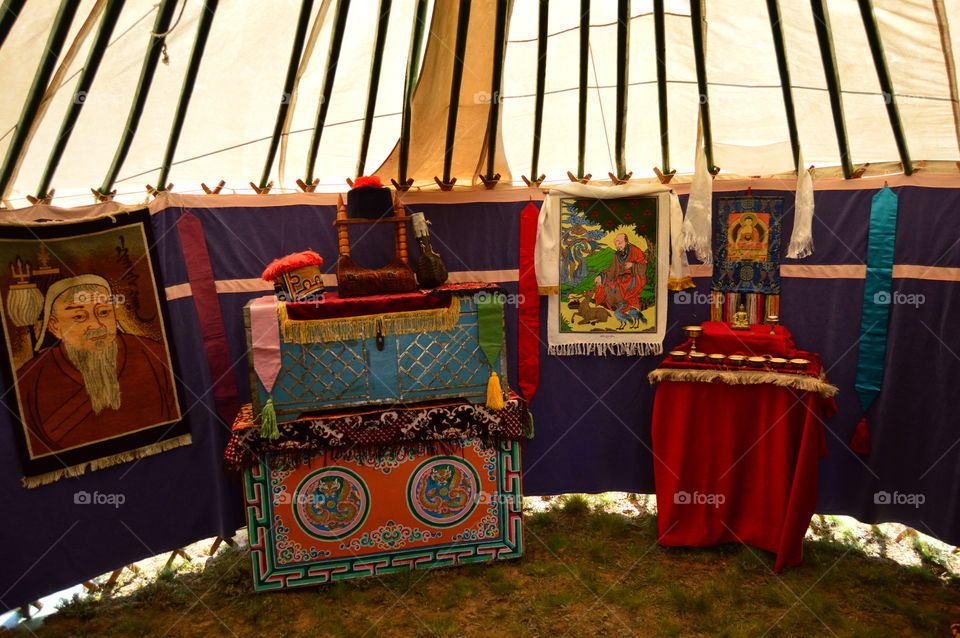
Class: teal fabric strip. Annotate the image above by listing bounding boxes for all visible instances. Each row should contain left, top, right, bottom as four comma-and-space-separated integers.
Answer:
477, 293, 504, 369
854, 186, 899, 412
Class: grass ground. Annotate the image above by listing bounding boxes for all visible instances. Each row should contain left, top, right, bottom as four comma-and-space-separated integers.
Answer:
5, 495, 959, 637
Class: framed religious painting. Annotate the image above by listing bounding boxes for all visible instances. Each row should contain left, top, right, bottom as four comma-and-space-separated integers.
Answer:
540, 184, 670, 356
710, 196, 784, 323
0, 208, 186, 486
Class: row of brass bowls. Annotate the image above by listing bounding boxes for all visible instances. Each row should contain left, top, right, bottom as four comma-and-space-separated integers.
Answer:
668, 351, 811, 371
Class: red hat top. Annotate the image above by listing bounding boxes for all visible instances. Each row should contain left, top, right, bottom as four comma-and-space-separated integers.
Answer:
261, 250, 324, 282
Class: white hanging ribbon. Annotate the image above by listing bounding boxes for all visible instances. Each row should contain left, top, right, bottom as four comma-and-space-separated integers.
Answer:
787, 152, 815, 259
680, 132, 713, 264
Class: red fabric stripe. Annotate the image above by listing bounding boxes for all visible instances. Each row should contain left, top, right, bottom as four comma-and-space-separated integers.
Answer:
518, 202, 541, 401
176, 211, 241, 424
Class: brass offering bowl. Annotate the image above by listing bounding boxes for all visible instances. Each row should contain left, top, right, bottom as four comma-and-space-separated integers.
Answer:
767, 315, 779, 335
768, 357, 788, 370
682, 325, 705, 352
746, 356, 766, 368
668, 350, 687, 362
688, 351, 707, 363
727, 355, 746, 367
708, 354, 726, 365
789, 358, 811, 371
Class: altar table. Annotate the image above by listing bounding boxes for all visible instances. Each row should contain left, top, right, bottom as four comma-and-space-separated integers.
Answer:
649, 325, 836, 572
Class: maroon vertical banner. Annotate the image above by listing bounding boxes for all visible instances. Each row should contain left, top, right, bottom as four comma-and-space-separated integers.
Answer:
176, 211, 241, 424
518, 202, 541, 401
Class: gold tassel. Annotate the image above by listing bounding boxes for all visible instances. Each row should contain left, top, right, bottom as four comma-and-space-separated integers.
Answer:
277, 302, 460, 344
486, 371, 505, 409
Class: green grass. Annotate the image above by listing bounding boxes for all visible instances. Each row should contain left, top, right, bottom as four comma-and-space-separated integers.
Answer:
6, 498, 959, 638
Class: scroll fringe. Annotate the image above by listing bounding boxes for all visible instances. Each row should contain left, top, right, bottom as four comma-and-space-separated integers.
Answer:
547, 341, 663, 357
647, 368, 838, 398
277, 302, 459, 344
21, 434, 193, 488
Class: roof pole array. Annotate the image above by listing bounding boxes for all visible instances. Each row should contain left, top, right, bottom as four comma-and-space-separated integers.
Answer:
857, 0, 912, 175
0, 0, 81, 200
526, 0, 548, 185
96, 0, 179, 197
438, 0, 472, 188
765, 0, 801, 172
613, 0, 630, 181
35, 0, 126, 201
482, 0, 509, 185
810, 0, 853, 179
355, 0, 392, 178
258, 0, 314, 192
576, 0, 589, 179
397, 0, 429, 186
303, 0, 350, 185
690, 0, 716, 173
0, 0, 27, 51
156, 0, 219, 191
653, 0, 669, 176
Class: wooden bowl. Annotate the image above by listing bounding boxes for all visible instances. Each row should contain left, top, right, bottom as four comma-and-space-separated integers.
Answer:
789, 358, 811, 371
668, 350, 687, 361
727, 355, 746, 367
708, 354, 726, 365
689, 352, 707, 363
768, 357, 788, 370
746, 356, 766, 368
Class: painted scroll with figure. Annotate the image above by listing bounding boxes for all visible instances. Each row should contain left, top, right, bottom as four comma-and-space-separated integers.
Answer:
542, 187, 668, 356
0, 208, 185, 486
710, 196, 784, 324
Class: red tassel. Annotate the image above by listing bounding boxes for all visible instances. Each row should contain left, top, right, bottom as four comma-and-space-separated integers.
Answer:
850, 417, 871, 455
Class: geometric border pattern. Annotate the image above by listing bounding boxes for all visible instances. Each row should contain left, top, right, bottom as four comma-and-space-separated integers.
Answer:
244, 439, 523, 591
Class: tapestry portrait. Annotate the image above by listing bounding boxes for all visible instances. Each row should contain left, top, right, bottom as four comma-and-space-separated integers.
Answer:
0, 208, 187, 487
538, 184, 669, 356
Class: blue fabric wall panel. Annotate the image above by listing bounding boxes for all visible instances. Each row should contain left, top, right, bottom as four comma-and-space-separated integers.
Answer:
4, 188, 960, 612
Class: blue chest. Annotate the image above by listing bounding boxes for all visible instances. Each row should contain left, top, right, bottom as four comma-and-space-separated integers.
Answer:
245, 295, 506, 418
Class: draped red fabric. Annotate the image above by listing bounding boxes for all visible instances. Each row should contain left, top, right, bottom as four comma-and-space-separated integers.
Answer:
652, 380, 835, 572
517, 202, 541, 401
694, 321, 797, 357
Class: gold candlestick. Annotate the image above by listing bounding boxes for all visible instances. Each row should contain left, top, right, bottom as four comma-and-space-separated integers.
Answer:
767, 315, 779, 335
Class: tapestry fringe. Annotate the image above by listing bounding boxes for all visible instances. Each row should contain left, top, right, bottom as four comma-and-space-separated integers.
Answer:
647, 368, 838, 398
277, 302, 459, 344
548, 341, 663, 357
667, 276, 696, 291
21, 434, 193, 488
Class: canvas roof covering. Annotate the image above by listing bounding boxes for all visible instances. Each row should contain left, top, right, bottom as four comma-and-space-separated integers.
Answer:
0, 0, 959, 210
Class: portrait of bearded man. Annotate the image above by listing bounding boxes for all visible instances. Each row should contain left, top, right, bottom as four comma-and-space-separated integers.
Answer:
16, 274, 178, 456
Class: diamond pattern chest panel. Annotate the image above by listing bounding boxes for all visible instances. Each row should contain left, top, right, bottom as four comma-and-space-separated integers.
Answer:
246, 296, 506, 417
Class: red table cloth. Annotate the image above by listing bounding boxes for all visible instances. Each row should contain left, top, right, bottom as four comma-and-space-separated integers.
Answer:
694, 321, 797, 358
651, 356, 836, 572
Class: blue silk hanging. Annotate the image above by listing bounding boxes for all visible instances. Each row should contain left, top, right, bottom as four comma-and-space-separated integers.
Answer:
852, 186, 899, 454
